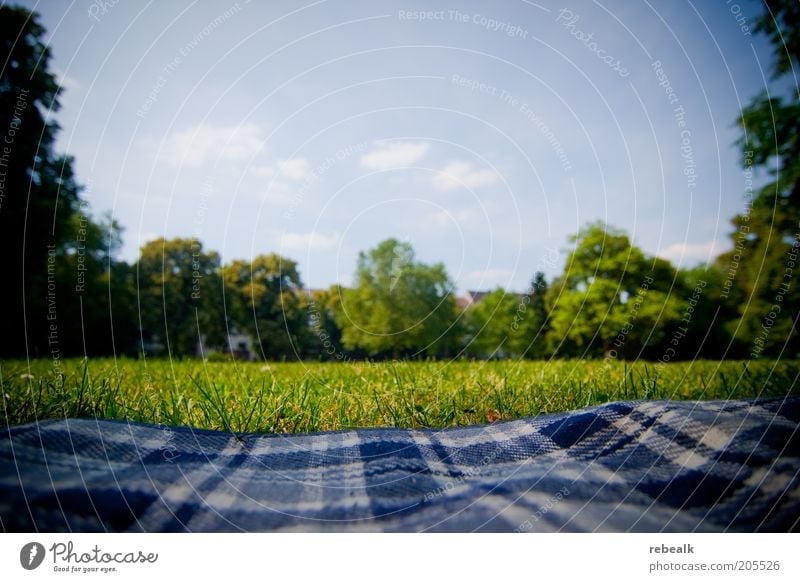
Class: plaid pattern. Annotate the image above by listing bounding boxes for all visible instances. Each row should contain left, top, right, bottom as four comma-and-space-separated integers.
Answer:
1, 398, 798, 532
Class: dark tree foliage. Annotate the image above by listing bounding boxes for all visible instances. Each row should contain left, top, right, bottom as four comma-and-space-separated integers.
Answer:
716, 0, 800, 358
0, 6, 114, 357
222, 254, 310, 360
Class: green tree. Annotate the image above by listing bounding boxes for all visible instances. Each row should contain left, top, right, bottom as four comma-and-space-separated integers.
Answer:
335, 239, 459, 358
136, 238, 225, 357
0, 6, 136, 358
548, 278, 627, 356
526, 271, 551, 358
465, 280, 548, 359
306, 285, 352, 361
717, 0, 800, 357
675, 266, 732, 360
554, 221, 676, 295
465, 288, 527, 358
222, 254, 309, 360
54, 212, 139, 356
548, 223, 684, 358
105, 259, 141, 356
0, 6, 105, 356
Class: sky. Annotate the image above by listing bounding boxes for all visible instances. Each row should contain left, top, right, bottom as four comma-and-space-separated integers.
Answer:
16, 0, 774, 293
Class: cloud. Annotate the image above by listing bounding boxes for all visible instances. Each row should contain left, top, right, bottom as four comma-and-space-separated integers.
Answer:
280, 231, 340, 251
277, 158, 313, 181
657, 240, 725, 265
433, 161, 500, 191
250, 165, 275, 178
261, 182, 292, 205
360, 141, 430, 170
157, 123, 263, 165
425, 207, 482, 228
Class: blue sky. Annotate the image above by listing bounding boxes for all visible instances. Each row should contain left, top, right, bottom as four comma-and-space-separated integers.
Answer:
20, 0, 773, 292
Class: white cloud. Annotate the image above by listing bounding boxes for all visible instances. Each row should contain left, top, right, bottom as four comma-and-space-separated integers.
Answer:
157, 123, 263, 165
261, 182, 292, 205
657, 240, 725, 265
433, 161, 500, 191
280, 231, 340, 251
277, 158, 313, 181
426, 207, 482, 228
360, 141, 430, 170
250, 165, 275, 178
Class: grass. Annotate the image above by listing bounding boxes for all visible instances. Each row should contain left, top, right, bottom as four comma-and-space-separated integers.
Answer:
1, 358, 797, 432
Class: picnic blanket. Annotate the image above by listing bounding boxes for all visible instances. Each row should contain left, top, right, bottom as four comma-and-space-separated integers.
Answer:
1, 397, 798, 532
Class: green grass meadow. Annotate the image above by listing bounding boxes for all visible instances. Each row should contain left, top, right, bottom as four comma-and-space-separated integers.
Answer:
2, 359, 797, 433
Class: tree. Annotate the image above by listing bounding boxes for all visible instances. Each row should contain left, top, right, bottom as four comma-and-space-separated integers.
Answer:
0, 6, 103, 356
136, 238, 225, 357
675, 266, 732, 360
306, 285, 353, 361
526, 271, 551, 358
53, 212, 139, 356
548, 278, 628, 356
717, 0, 800, 357
753, 0, 800, 78
335, 239, 459, 358
222, 254, 309, 360
547, 223, 684, 358
554, 221, 677, 295
465, 289, 521, 358
465, 282, 548, 359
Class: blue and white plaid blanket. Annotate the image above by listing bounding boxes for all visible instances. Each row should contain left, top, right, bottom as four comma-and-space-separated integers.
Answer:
1, 398, 798, 532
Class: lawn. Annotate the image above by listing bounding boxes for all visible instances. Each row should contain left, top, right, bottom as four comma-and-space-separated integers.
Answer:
1, 358, 797, 432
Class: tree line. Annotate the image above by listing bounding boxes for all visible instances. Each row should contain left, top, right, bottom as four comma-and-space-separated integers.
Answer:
1, 2, 797, 362
8, 222, 797, 362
